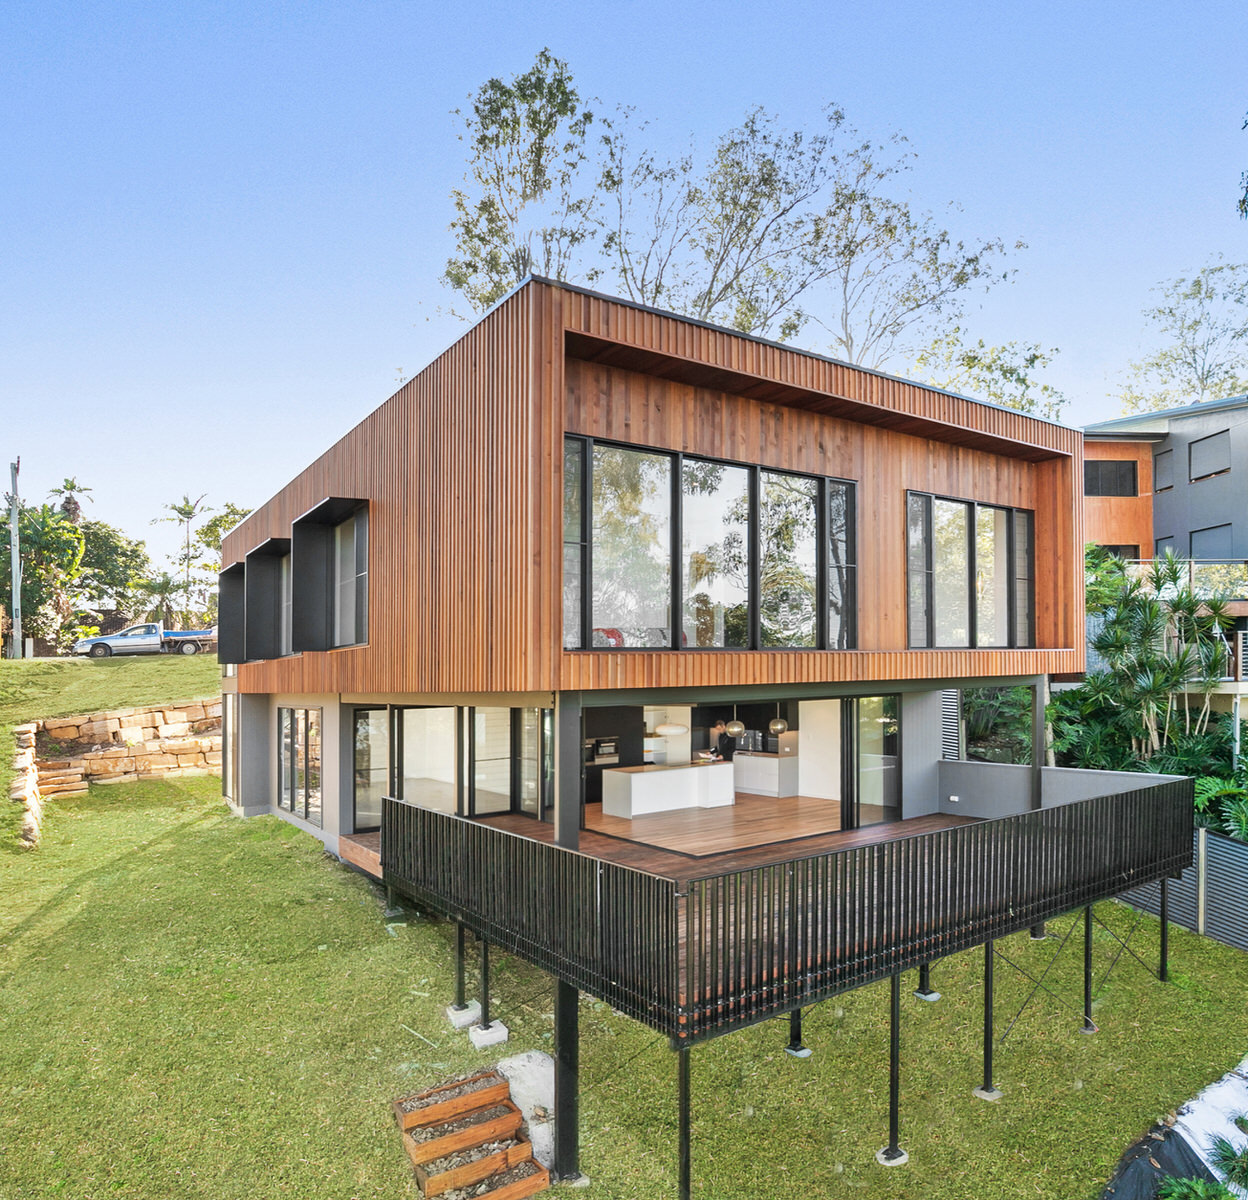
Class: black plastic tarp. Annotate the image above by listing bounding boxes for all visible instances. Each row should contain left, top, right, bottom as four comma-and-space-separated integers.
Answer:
1100, 1122, 1218, 1199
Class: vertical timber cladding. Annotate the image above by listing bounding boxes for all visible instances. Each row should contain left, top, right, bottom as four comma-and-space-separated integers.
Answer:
224, 286, 561, 696
556, 282, 1084, 690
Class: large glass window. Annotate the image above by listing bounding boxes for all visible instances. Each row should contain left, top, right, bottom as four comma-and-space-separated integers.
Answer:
353, 708, 388, 832
1189, 431, 1231, 482
682, 460, 750, 648
932, 499, 971, 647
827, 482, 856, 650
1084, 460, 1138, 497
975, 506, 1010, 648
760, 471, 818, 647
591, 445, 672, 647
563, 439, 585, 650
517, 709, 543, 816
279, 554, 293, 656
564, 436, 857, 651
397, 707, 457, 813
471, 707, 513, 814
907, 492, 1033, 649
856, 695, 899, 827
332, 507, 368, 648
277, 707, 321, 827
222, 693, 239, 803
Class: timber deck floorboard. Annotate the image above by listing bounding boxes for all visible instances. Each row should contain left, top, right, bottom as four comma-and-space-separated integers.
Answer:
479, 799, 979, 886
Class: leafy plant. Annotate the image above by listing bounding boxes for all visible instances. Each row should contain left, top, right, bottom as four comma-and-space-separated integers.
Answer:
1193, 777, 1247, 830
1210, 1134, 1248, 1188
1235, 1115, 1248, 1135
1156, 1176, 1234, 1199
1221, 797, 1248, 843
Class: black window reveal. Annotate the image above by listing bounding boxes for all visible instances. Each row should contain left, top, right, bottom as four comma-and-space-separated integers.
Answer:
562, 435, 857, 651
1154, 449, 1174, 492
906, 491, 1034, 649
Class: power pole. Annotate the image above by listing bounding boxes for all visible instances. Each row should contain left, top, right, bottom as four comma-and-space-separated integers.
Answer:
7, 459, 20, 659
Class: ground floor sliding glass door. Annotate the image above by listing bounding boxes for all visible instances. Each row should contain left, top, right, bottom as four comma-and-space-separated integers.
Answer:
840, 695, 900, 830
351, 704, 551, 828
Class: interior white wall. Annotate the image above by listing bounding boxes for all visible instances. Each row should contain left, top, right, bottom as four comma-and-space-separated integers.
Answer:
798, 700, 840, 800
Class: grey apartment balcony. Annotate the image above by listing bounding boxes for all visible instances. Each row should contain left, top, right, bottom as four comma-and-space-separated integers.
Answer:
381, 765, 1192, 1045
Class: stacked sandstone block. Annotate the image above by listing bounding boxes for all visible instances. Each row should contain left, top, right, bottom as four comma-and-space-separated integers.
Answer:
9, 699, 222, 848
40, 700, 223, 790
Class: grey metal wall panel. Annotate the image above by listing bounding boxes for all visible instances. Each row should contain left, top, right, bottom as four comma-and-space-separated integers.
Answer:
1121, 831, 1200, 934
1204, 834, 1248, 951
217, 564, 246, 664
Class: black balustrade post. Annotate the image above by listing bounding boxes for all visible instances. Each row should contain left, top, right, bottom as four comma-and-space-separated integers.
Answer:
1159, 879, 1170, 983
479, 937, 491, 1030
553, 980, 581, 1182
785, 1007, 811, 1058
677, 1042, 691, 1200
974, 940, 1003, 1100
875, 973, 908, 1165
554, 692, 582, 850
1029, 676, 1047, 941
452, 922, 467, 1011
1082, 906, 1095, 1033
914, 961, 940, 1001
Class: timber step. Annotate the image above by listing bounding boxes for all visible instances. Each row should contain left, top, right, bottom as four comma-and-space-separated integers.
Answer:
393, 1070, 550, 1199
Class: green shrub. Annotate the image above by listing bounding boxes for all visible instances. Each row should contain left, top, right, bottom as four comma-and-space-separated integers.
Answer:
1210, 1135, 1248, 1187
1221, 798, 1248, 843
1156, 1177, 1234, 1199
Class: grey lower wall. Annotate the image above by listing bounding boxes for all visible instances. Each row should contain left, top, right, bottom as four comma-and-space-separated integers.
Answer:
234, 692, 272, 817
900, 690, 943, 817
938, 762, 1187, 819
938, 760, 1031, 818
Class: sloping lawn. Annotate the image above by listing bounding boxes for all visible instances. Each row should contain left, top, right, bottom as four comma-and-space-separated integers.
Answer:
2, 778, 1247, 1198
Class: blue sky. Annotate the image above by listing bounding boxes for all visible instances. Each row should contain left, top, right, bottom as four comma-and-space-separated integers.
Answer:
3, 1, 1246, 564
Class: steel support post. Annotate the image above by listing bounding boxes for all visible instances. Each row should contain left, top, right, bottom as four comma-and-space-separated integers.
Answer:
1159, 878, 1170, 983
452, 922, 467, 1011
785, 1008, 811, 1057
1082, 906, 1095, 1033
875, 973, 908, 1164
677, 1043, 691, 1200
974, 940, 1002, 1100
554, 692, 582, 850
478, 938, 491, 1030
1029, 677, 1047, 941
914, 961, 940, 1001
553, 980, 580, 1182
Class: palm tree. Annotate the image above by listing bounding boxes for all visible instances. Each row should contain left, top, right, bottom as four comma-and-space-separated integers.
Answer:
48, 478, 93, 525
136, 573, 188, 629
154, 494, 211, 620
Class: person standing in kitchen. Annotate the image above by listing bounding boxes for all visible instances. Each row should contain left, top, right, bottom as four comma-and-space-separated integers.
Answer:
711, 719, 737, 761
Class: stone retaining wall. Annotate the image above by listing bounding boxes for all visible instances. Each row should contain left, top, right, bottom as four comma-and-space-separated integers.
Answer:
9, 699, 222, 848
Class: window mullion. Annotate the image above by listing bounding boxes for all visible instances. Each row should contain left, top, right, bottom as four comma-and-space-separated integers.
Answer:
749, 467, 761, 650
816, 477, 828, 650
671, 452, 683, 651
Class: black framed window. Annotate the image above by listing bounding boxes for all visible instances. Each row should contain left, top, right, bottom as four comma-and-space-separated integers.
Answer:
1191, 523, 1234, 559
352, 708, 388, 833
1098, 543, 1139, 560
563, 435, 857, 650
277, 707, 321, 827
906, 492, 1033, 649
1084, 460, 1138, 496
333, 507, 368, 648
222, 693, 239, 803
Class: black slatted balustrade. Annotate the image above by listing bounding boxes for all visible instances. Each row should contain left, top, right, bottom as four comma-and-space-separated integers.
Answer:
383, 778, 1193, 1044
382, 800, 680, 1027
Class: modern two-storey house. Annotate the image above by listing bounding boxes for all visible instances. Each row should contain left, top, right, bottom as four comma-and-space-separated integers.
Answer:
219, 278, 1191, 1192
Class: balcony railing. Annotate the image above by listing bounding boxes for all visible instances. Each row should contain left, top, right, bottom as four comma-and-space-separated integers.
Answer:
382, 777, 1193, 1044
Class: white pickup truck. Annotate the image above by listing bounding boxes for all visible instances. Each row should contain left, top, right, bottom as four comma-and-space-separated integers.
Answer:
74, 621, 218, 658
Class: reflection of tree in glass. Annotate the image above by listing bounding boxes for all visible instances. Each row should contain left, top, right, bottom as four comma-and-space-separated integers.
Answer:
592, 447, 671, 641
682, 460, 750, 646
760, 473, 817, 646
827, 484, 852, 648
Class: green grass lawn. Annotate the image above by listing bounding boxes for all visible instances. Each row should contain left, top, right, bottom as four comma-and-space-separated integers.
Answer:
0, 654, 220, 844
1, 778, 1245, 1198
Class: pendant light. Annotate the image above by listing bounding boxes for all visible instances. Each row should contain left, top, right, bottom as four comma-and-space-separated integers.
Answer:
655, 721, 689, 736
725, 705, 745, 738
769, 702, 788, 737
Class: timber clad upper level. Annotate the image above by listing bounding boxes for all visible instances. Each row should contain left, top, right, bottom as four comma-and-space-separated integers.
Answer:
222, 278, 1085, 696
